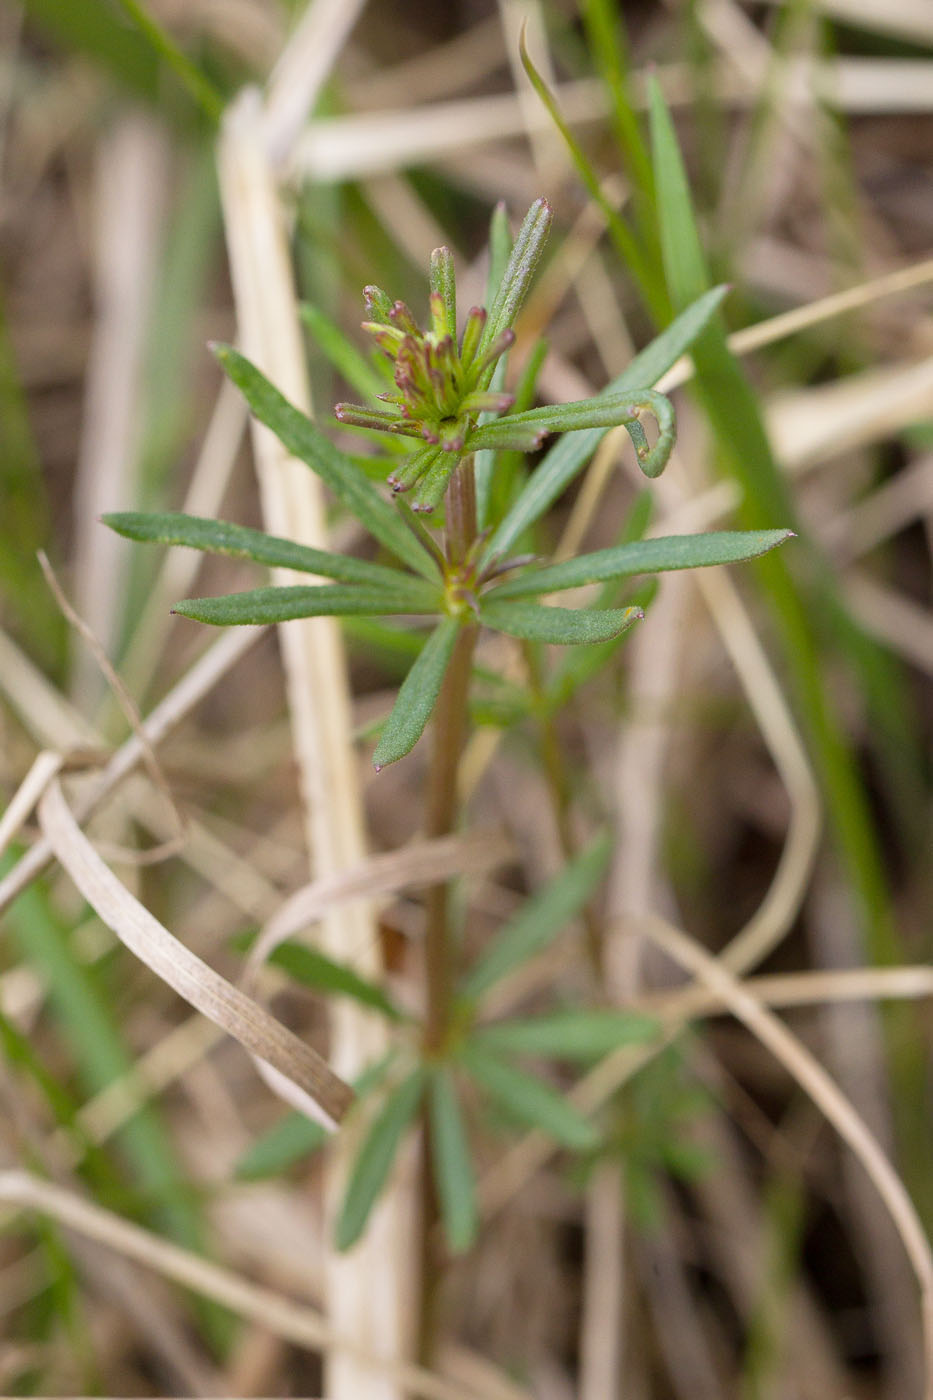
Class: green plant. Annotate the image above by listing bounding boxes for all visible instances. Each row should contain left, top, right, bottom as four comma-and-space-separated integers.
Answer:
103, 193, 790, 1295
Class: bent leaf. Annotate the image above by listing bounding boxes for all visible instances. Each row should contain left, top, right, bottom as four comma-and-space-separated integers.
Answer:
480, 598, 643, 645
469, 388, 675, 481
103, 511, 427, 589
372, 617, 461, 770
481, 284, 729, 567
173, 583, 441, 626
491, 529, 795, 599
336, 1067, 426, 1250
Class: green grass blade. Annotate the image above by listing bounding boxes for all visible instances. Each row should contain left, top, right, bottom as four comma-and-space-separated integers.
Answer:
481, 285, 728, 567
2, 869, 207, 1251
648, 78, 896, 965
21, 0, 161, 103
480, 599, 643, 645
428, 1068, 478, 1254
519, 31, 661, 314
335, 1067, 426, 1250
215, 345, 437, 580
372, 617, 461, 771
104, 511, 428, 589
173, 583, 440, 626
111, 0, 225, 122
459, 1042, 597, 1150
461, 833, 612, 999
491, 529, 794, 599
473, 1010, 660, 1060
300, 302, 386, 401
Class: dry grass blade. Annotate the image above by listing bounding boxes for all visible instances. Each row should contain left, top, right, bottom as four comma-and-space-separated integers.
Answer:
0, 626, 262, 917
245, 828, 517, 985
0, 1172, 509, 1400
37, 548, 185, 849
642, 916, 933, 1400
0, 750, 62, 860
38, 778, 353, 1127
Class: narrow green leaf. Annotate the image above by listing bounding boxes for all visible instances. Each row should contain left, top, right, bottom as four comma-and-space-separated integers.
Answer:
103, 511, 432, 590
430, 246, 457, 339
460, 1043, 597, 1150
214, 345, 437, 580
479, 198, 553, 363
480, 598, 643, 645
372, 616, 461, 771
267, 942, 406, 1022
235, 1055, 398, 1182
461, 833, 612, 999
481, 285, 729, 567
173, 583, 440, 626
336, 1068, 426, 1250
234, 1112, 328, 1181
490, 529, 795, 599
428, 1068, 478, 1254
474, 1010, 660, 1060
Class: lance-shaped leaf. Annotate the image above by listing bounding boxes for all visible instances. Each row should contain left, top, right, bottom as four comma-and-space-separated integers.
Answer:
235, 1112, 328, 1182
490, 529, 796, 600
428, 1067, 478, 1254
236, 1053, 397, 1181
480, 598, 643, 645
173, 583, 441, 626
477, 197, 552, 370
460, 833, 611, 1000
430, 246, 457, 339
372, 616, 461, 771
473, 1010, 661, 1061
214, 344, 437, 581
103, 511, 429, 589
481, 284, 729, 568
336, 1066, 426, 1250
266, 942, 407, 1022
459, 1042, 597, 1150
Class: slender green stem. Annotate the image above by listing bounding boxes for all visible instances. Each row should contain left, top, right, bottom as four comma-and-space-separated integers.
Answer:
418, 456, 477, 1365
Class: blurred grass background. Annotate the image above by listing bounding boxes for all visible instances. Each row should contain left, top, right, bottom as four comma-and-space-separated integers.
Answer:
0, 0, 931, 1396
